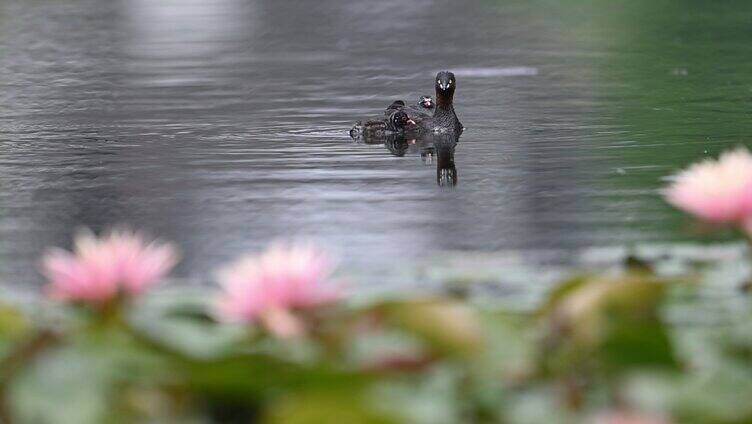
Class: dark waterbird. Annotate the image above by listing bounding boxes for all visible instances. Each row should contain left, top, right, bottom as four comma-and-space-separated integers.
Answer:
348, 71, 462, 185
349, 110, 416, 139
351, 71, 460, 139
418, 95, 434, 111
405, 71, 463, 135
384, 95, 434, 117
384, 100, 406, 115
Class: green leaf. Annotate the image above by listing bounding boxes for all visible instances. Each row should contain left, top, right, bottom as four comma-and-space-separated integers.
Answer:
0, 302, 32, 359
8, 323, 177, 424
127, 291, 248, 359
265, 390, 396, 424
538, 274, 592, 317
538, 272, 678, 378
0, 303, 30, 340
371, 365, 465, 424
184, 353, 372, 400
9, 345, 115, 424
379, 299, 483, 357
672, 363, 752, 424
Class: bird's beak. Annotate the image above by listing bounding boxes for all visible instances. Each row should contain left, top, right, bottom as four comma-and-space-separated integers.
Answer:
407, 119, 416, 125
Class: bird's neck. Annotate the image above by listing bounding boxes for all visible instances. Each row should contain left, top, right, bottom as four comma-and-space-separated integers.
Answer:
435, 88, 457, 125
436, 88, 454, 110
434, 91, 457, 124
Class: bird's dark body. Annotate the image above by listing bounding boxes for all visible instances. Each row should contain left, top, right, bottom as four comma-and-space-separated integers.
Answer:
349, 110, 413, 139
350, 71, 462, 139
384, 96, 434, 118
408, 71, 463, 135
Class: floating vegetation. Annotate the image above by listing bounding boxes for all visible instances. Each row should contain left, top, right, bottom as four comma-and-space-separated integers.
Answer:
3, 148, 752, 423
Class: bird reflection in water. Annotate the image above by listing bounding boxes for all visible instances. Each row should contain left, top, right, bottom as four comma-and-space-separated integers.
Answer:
351, 132, 459, 187
433, 133, 458, 187
385, 135, 410, 157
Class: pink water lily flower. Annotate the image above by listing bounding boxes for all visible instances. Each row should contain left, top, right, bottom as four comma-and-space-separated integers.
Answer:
214, 242, 341, 338
664, 148, 752, 228
41, 229, 178, 304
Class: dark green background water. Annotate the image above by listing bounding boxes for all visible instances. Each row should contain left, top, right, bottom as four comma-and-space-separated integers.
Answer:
0, 0, 750, 287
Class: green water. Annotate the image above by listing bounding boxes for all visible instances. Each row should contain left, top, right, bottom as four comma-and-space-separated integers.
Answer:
551, 0, 752, 241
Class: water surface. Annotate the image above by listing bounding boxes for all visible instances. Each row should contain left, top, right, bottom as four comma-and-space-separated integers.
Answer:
1, 0, 751, 287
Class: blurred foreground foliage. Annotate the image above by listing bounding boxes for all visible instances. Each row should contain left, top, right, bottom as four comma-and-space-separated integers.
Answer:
2, 254, 752, 424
